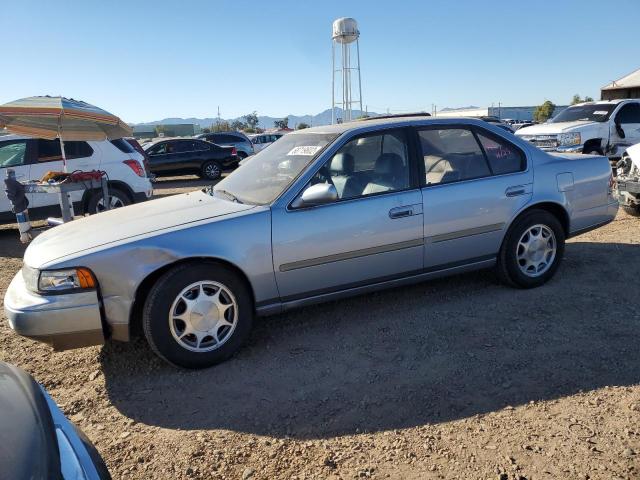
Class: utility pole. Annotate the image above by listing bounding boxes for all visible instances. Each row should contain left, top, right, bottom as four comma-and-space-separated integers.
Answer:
217, 106, 221, 127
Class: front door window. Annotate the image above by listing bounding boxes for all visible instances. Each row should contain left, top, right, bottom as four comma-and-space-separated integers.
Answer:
310, 130, 410, 200
0, 141, 28, 168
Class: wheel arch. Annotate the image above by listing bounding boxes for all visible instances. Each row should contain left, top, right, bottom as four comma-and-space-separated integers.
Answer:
582, 138, 604, 154
507, 201, 570, 238
81, 180, 135, 213
128, 256, 255, 339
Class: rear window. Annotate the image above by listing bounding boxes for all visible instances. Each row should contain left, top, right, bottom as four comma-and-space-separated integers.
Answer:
110, 138, 136, 153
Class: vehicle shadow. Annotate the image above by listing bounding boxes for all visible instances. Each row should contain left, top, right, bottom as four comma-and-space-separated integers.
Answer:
99, 241, 640, 439
0, 227, 29, 259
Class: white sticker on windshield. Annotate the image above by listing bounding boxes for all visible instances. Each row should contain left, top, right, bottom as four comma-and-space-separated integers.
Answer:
593, 110, 608, 115
287, 145, 322, 156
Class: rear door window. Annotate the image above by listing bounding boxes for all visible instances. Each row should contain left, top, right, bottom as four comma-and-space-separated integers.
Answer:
476, 132, 526, 175
36, 139, 93, 163
419, 128, 491, 185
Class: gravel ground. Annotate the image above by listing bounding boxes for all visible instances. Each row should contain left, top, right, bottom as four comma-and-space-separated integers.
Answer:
1, 177, 639, 480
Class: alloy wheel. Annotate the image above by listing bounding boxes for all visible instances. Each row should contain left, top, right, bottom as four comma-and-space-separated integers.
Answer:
516, 224, 557, 277
168, 281, 238, 352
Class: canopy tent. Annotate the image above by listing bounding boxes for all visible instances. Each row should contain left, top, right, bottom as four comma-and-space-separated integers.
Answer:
0, 96, 132, 170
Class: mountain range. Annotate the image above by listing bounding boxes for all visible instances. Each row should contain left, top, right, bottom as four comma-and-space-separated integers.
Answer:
136, 108, 378, 129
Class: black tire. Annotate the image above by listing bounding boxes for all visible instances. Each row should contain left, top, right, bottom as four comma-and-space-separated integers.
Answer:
86, 187, 131, 214
142, 262, 253, 369
200, 161, 222, 180
497, 209, 565, 288
237, 151, 248, 159
622, 205, 640, 217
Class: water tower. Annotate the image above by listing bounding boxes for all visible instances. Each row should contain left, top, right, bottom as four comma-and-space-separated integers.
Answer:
332, 17, 363, 124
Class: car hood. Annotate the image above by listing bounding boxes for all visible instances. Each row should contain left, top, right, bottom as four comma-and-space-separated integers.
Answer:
516, 120, 599, 136
25, 190, 255, 267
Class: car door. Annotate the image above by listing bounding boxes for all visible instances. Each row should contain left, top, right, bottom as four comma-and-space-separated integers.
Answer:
611, 102, 640, 153
419, 125, 532, 269
28, 139, 97, 208
146, 142, 173, 173
0, 139, 33, 215
271, 128, 424, 299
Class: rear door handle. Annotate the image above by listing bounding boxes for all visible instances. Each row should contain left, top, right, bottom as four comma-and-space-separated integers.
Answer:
389, 206, 413, 219
505, 185, 527, 197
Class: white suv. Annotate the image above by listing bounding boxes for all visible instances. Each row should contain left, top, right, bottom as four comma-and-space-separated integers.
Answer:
0, 135, 153, 224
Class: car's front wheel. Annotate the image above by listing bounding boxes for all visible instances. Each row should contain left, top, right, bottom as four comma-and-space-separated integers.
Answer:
200, 161, 222, 180
142, 262, 253, 369
497, 210, 565, 288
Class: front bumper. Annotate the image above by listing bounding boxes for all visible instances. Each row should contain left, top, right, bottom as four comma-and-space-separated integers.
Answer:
4, 271, 104, 350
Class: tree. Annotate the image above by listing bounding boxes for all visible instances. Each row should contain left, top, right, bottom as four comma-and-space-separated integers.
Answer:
296, 122, 311, 130
230, 120, 247, 131
274, 117, 289, 130
571, 94, 595, 105
201, 127, 211, 134
211, 121, 231, 132
243, 111, 259, 130
533, 100, 556, 123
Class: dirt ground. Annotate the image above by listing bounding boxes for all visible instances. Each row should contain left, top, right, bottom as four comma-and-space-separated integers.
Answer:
1, 177, 639, 480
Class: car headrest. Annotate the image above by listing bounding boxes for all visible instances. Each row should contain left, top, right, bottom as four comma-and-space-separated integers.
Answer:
330, 153, 354, 175
374, 153, 403, 176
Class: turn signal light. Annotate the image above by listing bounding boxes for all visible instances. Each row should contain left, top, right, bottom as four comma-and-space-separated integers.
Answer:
77, 268, 96, 289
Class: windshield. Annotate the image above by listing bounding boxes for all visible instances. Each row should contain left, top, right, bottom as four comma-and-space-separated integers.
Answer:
550, 104, 616, 123
212, 132, 338, 205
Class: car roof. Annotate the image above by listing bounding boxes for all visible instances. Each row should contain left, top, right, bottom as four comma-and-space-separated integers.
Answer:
0, 133, 108, 144
287, 115, 495, 136
573, 99, 632, 106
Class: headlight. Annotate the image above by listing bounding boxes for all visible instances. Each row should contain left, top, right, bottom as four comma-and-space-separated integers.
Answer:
38, 268, 96, 293
558, 132, 581, 147
519, 135, 535, 141
21, 265, 40, 292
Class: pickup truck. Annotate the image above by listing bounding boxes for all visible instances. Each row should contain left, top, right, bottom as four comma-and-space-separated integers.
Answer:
516, 99, 640, 163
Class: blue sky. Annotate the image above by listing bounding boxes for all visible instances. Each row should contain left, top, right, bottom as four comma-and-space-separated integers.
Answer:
3, 0, 639, 122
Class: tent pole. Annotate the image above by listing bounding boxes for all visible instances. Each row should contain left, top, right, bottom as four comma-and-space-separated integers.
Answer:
58, 117, 68, 173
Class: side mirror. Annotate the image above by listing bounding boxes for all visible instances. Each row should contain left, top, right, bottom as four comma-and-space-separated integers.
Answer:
291, 183, 338, 208
615, 120, 626, 138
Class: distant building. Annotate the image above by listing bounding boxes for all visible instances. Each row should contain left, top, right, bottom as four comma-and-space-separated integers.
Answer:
132, 123, 201, 139
601, 68, 640, 100
435, 105, 568, 122
132, 125, 156, 140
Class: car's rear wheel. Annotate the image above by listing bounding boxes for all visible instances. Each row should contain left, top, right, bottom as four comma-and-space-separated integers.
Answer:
200, 161, 222, 180
142, 262, 253, 369
86, 187, 131, 214
622, 204, 640, 216
497, 210, 565, 288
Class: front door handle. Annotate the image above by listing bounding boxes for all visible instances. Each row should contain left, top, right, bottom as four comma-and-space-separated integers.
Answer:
389, 206, 413, 219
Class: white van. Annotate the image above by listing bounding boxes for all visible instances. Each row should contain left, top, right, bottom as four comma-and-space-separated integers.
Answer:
0, 135, 153, 224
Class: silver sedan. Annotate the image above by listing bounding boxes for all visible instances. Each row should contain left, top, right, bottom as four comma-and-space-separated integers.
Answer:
5, 116, 619, 368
